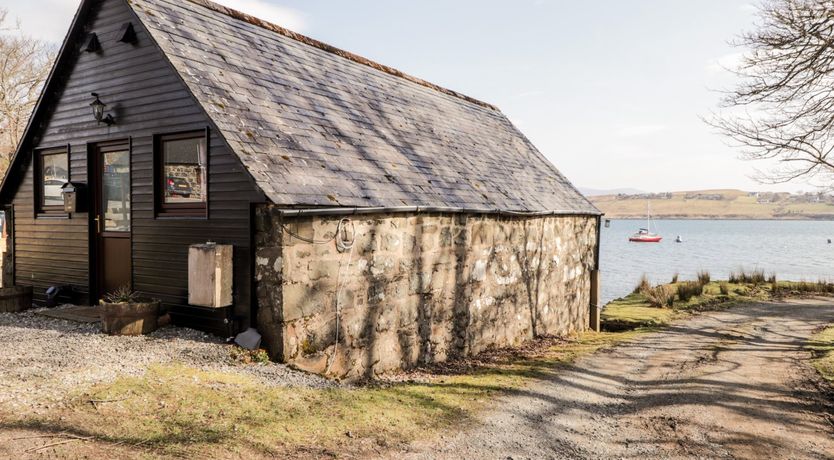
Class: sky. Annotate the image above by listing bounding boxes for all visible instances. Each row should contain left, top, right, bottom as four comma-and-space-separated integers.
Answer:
0, 0, 808, 193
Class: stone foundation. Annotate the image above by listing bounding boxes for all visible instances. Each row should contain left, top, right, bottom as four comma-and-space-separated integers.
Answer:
255, 206, 598, 379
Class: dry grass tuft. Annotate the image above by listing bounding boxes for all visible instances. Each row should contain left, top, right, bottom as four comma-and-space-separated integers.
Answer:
677, 282, 704, 302
634, 274, 652, 295
646, 285, 675, 308
729, 269, 766, 285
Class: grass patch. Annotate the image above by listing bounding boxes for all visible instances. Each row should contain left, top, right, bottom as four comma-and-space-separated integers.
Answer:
601, 294, 680, 330
808, 325, 834, 383
729, 269, 767, 285
604, 277, 834, 332
602, 281, 771, 331
773, 280, 834, 297
3, 331, 645, 458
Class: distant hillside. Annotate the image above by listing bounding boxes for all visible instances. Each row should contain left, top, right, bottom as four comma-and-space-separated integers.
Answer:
579, 186, 644, 197
590, 189, 834, 220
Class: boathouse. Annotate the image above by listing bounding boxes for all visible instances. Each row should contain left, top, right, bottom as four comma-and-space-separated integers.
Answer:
0, 0, 602, 377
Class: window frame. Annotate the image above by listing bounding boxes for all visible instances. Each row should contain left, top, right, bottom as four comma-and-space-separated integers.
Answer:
34, 147, 70, 217
154, 129, 209, 218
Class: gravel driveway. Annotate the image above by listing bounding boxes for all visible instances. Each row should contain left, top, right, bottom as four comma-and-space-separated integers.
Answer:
0, 306, 331, 412
394, 299, 834, 460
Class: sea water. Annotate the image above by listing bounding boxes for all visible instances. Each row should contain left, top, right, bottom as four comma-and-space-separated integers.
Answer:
600, 219, 834, 304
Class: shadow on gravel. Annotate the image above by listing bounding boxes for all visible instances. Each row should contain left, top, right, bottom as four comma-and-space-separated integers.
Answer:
408, 300, 834, 458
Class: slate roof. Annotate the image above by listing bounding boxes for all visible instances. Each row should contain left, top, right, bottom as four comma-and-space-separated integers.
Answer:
129, 0, 600, 215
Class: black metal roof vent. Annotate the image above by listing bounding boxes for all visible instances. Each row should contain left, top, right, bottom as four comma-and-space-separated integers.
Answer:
118, 22, 137, 44
83, 33, 101, 52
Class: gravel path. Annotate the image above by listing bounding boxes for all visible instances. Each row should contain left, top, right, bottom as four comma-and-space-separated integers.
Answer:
0, 306, 333, 411
394, 299, 834, 460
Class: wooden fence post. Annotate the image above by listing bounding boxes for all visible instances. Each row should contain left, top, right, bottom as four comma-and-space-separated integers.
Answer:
590, 269, 601, 332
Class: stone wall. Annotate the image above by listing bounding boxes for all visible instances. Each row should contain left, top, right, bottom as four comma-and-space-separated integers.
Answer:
254, 206, 598, 379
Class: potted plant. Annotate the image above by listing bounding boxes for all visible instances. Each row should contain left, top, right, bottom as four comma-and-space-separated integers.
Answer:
99, 285, 161, 336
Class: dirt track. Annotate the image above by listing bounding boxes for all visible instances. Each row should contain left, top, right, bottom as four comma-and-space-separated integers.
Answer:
396, 299, 834, 459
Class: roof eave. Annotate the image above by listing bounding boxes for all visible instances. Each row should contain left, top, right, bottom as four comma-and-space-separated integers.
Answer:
275, 206, 604, 218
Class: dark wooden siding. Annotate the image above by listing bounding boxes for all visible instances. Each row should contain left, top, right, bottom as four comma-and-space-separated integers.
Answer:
9, 0, 265, 326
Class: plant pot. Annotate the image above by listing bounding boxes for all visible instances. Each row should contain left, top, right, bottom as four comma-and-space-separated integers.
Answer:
100, 300, 160, 336
0, 286, 33, 313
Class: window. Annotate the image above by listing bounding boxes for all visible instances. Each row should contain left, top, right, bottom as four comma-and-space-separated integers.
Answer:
36, 149, 69, 215
156, 131, 208, 216
101, 147, 131, 232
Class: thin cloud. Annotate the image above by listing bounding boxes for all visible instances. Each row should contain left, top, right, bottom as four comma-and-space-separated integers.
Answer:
738, 3, 758, 14
616, 124, 667, 137
1, 0, 80, 43
517, 90, 545, 98
706, 52, 744, 74
213, 0, 307, 32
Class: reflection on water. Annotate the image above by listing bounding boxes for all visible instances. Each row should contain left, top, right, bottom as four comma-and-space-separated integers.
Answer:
600, 219, 834, 305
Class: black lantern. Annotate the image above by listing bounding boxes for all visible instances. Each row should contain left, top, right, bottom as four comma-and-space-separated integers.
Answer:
90, 93, 115, 125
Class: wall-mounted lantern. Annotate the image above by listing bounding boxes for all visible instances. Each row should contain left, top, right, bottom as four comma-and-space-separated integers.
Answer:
90, 93, 115, 126
61, 182, 87, 214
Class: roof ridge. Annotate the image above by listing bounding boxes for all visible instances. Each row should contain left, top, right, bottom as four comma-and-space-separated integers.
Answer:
183, 0, 499, 111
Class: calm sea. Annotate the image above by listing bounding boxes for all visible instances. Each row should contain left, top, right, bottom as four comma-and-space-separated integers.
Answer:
599, 219, 834, 305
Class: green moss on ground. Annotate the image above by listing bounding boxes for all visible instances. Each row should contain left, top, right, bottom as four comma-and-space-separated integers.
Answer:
808, 326, 834, 383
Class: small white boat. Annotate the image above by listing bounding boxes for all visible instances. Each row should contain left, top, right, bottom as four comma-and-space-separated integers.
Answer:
629, 201, 662, 243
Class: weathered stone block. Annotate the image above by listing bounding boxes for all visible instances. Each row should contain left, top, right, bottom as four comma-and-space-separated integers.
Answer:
409, 270, 432, 294
283, 284, 332, 321
308, 260, 340, 282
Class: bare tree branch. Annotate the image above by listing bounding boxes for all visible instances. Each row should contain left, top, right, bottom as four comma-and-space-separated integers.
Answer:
0, 8, 55, 174
707, 0, 834, 187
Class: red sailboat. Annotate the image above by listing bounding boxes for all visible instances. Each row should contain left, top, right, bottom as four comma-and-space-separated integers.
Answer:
629, 201, 662, 243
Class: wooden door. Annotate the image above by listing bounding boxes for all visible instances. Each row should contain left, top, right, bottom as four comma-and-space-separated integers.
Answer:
93, 142, 131, 299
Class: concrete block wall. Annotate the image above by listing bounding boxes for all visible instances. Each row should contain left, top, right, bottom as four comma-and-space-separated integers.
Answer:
254, 206, 598, 379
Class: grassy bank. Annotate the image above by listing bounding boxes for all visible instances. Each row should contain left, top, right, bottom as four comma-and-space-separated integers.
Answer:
602, 275, 834, 331
602, 281, 768, 330
3, 330, 645, 458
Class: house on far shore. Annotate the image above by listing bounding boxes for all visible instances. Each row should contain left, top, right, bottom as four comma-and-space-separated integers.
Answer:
0, 0, 602, 378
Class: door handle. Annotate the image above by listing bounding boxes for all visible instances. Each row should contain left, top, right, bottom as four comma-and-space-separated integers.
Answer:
94, 215, 101, 234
